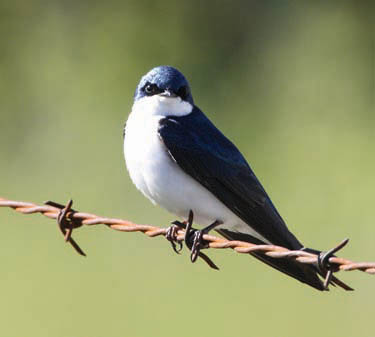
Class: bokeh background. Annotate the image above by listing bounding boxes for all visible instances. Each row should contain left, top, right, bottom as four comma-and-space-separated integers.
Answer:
1, 1, 374, 336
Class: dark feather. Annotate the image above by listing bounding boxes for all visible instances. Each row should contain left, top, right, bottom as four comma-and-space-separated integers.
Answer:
158, 106, 351, 291
217, 228, 325, 291
158, 106, 302, 249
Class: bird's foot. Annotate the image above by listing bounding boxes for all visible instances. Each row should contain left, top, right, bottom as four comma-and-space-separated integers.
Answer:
184, 210, 222, 270
165, 221, 185, 254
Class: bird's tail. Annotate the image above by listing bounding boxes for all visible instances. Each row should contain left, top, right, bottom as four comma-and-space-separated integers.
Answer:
217, 229, 353, 291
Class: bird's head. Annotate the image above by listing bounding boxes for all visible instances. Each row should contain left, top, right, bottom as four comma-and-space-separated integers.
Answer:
134, 66, 194, 106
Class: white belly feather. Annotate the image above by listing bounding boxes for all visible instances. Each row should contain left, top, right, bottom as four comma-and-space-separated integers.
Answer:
124, 96, 270, 243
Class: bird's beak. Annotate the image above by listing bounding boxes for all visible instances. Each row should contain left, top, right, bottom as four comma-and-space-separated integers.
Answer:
159, 89, 177, 98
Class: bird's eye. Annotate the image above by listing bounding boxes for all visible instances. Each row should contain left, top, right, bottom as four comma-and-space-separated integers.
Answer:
177, 86, 189, 100
144, 83, 159, 95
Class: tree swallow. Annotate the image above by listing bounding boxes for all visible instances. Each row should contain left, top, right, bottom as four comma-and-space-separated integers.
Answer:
124, 65, 351, 291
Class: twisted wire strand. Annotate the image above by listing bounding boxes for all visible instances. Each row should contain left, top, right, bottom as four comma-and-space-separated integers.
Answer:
1, 197, 375, 275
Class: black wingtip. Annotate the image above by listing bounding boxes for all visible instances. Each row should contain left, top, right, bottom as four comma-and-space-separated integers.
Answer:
217, 229, 327, 291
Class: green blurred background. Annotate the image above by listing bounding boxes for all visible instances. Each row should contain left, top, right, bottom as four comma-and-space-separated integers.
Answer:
1, 1, 374, 336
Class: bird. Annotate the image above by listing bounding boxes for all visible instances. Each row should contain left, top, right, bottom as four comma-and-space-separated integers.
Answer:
123, 65, 352, 291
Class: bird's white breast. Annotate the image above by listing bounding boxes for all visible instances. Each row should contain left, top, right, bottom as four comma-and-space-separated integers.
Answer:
124, 95, 270, 243
124, 95, 195, 211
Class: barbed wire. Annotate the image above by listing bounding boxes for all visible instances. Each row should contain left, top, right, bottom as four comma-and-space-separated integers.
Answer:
1, 196, 375, 288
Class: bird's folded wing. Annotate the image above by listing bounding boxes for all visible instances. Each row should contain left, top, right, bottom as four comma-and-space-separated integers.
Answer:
158, 107, 302, 250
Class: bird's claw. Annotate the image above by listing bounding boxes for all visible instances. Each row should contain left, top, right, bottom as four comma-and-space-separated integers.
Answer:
185, 228, 219, 270
186, 229, 208, 262
184, 210, 221, 269
165, 223, 183, 254
169, 210, 220, 270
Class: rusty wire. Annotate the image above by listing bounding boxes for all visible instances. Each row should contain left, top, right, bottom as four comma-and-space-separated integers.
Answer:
1, 197, 375, 280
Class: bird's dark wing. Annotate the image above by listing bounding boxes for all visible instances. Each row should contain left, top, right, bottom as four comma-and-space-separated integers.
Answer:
158, 106, 302, 250
158, 107, 356, 291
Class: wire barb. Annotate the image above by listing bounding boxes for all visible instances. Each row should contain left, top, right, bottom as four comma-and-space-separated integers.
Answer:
1, 197, 375, 289
317, 239, 352, 290
44, 199, 86, 256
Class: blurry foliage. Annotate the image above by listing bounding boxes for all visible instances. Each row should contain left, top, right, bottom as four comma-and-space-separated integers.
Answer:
0, 1, 374, 337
